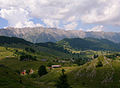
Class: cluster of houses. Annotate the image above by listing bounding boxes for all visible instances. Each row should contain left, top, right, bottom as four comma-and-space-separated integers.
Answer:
21, 69, 34, 75
21, 65, 62, 76
21, 58, 63, 76
48, 65, 62, 70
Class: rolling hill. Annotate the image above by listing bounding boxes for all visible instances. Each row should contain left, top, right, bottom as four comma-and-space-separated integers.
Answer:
0, 36, 72, 60
0, 64, 40, 88
0, 36, 32, 45
57, 38, 120, 51
38, 56, 120, 88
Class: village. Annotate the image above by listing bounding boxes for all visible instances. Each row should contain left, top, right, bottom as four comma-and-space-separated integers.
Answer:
21, 64, 62, 76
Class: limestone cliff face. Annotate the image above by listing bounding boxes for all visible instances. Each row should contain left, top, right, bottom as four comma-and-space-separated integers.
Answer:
0, 27, 120, 43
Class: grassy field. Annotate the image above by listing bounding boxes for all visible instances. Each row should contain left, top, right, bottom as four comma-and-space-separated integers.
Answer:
0, 46, 75, 88
33, 56, 120, 88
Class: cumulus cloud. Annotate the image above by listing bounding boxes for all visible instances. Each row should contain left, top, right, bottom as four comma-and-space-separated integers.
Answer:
0, 0, 120, 28
0, 7, 42, 28
87, 25, 104, 32
64, 22, 78, 30
43, 19, 59, 28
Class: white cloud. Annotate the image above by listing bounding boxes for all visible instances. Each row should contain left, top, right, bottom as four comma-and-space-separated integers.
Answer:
67, 16, 76, 22
81, 0, 120, 24
0, 7, 42, 28
0, 0, 120, 28
43, 19, 59, 28
64, 22, 78, 30
87, 25, 104, 32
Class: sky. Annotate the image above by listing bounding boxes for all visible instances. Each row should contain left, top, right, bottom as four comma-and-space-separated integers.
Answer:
0, 0, 120, 32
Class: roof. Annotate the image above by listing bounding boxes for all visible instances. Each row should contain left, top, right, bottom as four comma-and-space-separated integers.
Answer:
52, 65, 61, 68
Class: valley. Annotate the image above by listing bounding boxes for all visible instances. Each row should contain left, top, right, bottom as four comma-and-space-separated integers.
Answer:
0, 36, 120, 88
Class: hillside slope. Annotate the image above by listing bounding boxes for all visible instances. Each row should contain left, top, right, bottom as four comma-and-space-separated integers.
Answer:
67, 56, 120, 88
38, 56, 120, 88
0, 36, 72, 60
0, 36, 32, 45
0, 64, 40, 88
57, 38, 120, 51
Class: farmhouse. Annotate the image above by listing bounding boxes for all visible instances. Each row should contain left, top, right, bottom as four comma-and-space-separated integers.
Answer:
21, 70, 26, 75
29, 69, 34, 74
52, 65, 61, 68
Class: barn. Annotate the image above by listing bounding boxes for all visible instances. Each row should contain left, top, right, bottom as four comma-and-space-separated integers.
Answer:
52, 65, 61, 68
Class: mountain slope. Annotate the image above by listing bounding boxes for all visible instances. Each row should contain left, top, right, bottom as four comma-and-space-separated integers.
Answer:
0, 36, 71, 59
0, 64, 39, 88
38, 56, 120, 88
0, 36, 32, 45
67, 56, 120, 88
1, 27, 120, 43
0, 36, 119, 53
57, 38, 120, 51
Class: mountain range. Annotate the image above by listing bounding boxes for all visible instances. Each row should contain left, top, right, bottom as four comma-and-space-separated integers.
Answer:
0, 27, 120, 43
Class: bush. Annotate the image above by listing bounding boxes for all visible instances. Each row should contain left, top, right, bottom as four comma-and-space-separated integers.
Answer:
25, 47, 35, 53
38, 65, 48, 76
20, 54, 37, 61
94, 54, 99, 58
47, 62, 54, 67
31, 74, 39, 78
96, 60, 103, 67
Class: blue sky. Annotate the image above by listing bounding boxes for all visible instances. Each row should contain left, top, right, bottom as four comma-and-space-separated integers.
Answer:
0, 17, 120, 32
0, 0, 120, 32
0, 17, 8, 28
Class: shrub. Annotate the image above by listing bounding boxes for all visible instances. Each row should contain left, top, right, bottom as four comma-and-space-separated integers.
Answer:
38, 65, 48, 76
94, 54, 99, 58
31, 74, 39, 78
47, 62, 54, 67
20, 54, 37, 61
96, 60, 103, 67
25, 47, 35, 53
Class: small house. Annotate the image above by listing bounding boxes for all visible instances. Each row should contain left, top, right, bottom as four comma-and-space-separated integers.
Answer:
48, 67, 52, 70
21, 70, 26, 75
52, 65, 61, 68
29, 69, 34, 74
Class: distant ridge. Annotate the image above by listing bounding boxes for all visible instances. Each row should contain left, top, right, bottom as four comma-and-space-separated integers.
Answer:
36, 37, 120, 51
56, 37, 120, 51
0, 27, 120, 43
0, 36, 32, 45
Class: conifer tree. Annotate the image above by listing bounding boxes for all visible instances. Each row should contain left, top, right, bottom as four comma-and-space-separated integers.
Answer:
38, 65, 47, 76
55, 69, 72, 88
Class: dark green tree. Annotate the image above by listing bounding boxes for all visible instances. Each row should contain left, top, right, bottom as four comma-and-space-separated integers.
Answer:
94, 54, 99, 58
25, 47, 35, 53
96, 60, 103, 67
38, 65, 48, 76
55, 69, 71, 88
20, 54, 37, 61
47, 62, 54, 67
